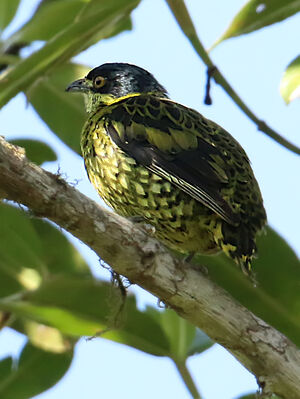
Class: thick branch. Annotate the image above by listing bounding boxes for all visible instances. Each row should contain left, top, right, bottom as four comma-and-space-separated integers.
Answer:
0, 136, 300, 398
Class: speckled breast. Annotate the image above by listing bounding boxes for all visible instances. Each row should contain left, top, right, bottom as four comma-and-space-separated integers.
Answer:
81, 117, 218, 254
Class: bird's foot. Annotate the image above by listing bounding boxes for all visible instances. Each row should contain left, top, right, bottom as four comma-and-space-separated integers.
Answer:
129, 216, 156, 236
183, 252, 195, 263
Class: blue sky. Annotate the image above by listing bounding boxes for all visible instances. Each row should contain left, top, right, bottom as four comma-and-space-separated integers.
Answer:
0, 0, 300, 398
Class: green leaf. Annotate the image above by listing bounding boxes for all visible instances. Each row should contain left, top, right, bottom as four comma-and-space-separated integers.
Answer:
9, 139, 57, 165
0, 54, 19, 65
30, 218, 89, 276
0, 263, 23, 299
121, 300, 170, 356
0, 276, 170, 356
17, 320, 74, 353
147, 308, 195, 361
0, 203, 90, 298
0, 0, 21, 32
160, 311, 195, 361
187, 328, 213, 357
26, 63, 89, 154
0, 357, 13, 380
0, 203, 44, 296
0, 342, 73, 399
8, 0, 86, 43
8, 0, 131, 46
194, 226, 300, 346
0, 0, 141, 108
280, 55, 300, 103
71, 3, 133, 50
212, 0, 300, 48
147, 308, 213, 361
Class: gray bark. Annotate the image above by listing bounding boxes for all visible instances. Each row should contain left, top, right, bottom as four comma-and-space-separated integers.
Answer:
0, 136, 300, 399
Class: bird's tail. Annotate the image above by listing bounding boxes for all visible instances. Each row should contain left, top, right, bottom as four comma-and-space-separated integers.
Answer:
213, 222, 257, 277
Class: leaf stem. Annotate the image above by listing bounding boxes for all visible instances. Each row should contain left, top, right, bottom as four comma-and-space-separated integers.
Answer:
174, 360, 202, 399
165, 0, 300, 156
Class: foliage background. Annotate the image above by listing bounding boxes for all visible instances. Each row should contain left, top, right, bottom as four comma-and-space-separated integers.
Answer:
0, 0, 299, 398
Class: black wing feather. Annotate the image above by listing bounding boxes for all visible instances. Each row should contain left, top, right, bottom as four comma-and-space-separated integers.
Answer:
105, 96, 241, 226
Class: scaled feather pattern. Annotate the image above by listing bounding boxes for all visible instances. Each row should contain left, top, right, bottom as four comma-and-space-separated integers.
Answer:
67, 63, 267, 275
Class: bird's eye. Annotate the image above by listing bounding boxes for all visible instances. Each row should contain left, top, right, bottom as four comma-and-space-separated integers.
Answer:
93, 76, 106, 89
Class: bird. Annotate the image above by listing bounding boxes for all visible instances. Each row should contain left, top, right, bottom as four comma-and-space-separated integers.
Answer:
66, 62, 266, 276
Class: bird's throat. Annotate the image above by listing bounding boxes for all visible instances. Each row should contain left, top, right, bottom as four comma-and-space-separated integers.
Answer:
84, 92, 116, 113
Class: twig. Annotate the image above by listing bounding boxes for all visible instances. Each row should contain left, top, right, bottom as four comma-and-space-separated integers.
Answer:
174, 360, 202, 399
165, 0, 300, 156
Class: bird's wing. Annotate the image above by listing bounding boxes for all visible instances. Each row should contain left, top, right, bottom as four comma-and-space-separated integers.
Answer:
105, 95, 244, 225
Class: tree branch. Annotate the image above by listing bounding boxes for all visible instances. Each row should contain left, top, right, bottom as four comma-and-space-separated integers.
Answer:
1, 136, 300, 398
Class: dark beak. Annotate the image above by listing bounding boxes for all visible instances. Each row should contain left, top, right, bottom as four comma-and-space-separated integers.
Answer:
65, 78, 89, 93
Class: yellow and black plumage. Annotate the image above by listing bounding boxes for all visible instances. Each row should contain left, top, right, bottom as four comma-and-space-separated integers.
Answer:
66, 63, 266, 274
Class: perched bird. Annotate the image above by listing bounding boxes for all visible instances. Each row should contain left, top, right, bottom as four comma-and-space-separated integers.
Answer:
66, 63, 266, 275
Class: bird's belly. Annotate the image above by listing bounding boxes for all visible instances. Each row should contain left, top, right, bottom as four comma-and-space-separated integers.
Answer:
84, 137, 218, 254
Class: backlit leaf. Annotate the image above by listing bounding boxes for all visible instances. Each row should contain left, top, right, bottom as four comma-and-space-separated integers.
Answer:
8, 0, 86, 43
0, 0, 21, 32
212, 0, 300, 48
280, 55, 300, 103
0, 276, 170, 356
0, 0, 141, 108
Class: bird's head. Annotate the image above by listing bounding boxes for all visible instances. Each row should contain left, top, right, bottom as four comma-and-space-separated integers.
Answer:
66, 62, 168, 113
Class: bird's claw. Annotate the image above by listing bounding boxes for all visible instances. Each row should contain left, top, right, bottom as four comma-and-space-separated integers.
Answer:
129, 216, 156, 236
